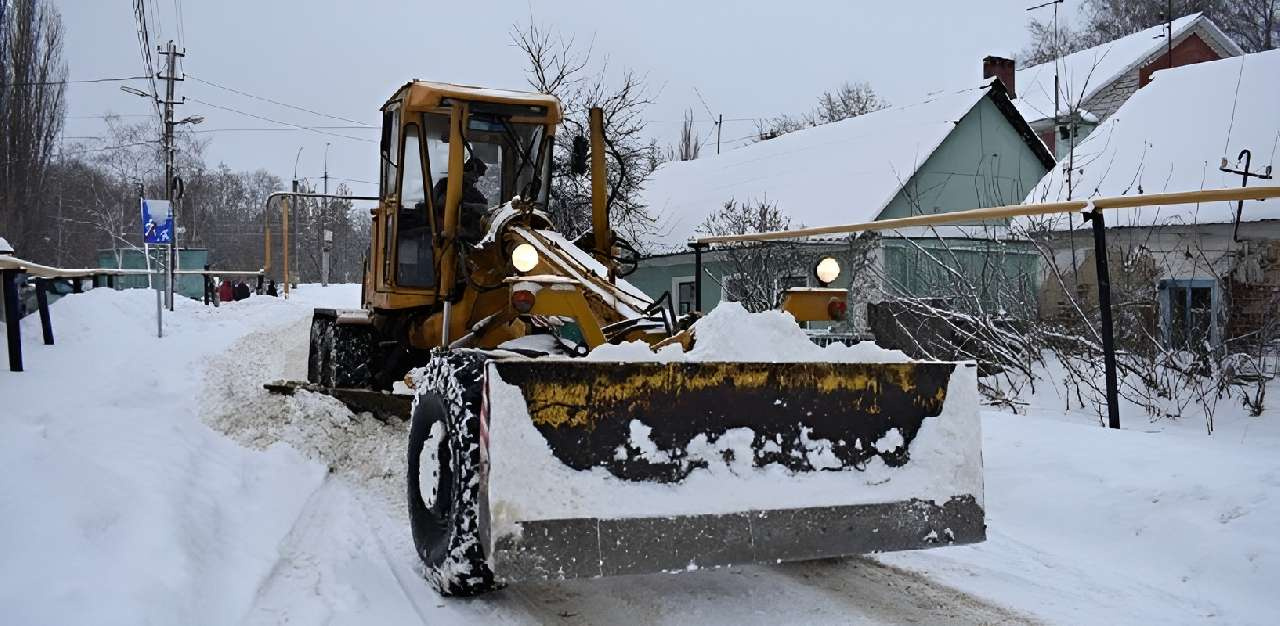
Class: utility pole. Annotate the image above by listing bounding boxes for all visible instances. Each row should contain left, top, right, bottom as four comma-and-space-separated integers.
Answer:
321, 142, 331, 286
287, 178, 296, 297
716, 114, 723, 155
158, 39, 185, 311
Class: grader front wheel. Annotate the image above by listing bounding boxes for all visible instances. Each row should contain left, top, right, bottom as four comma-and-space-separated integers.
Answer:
406, 353, 498, 596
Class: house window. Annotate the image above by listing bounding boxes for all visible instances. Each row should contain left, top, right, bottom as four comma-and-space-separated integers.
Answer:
671, 276, 696, 315
778, 275, 807, 290
1159, 278, 1219, 349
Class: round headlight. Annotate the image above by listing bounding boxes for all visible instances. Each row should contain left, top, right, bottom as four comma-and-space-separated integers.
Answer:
814, 256, 841, 285
511, 242, 539, 273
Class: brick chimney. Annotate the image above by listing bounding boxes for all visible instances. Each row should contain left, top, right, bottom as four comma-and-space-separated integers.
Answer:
983, 55, 1016, 99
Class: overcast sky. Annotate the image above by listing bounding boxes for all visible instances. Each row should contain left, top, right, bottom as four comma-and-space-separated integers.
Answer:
58, 0, 1085, 199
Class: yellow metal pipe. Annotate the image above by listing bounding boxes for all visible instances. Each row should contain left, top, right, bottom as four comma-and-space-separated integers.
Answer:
264, 212, 272, 276
282, 196, 290, 298
438, 104, 466, 296
695, 186, 1280, 245
589, 107, 610, 261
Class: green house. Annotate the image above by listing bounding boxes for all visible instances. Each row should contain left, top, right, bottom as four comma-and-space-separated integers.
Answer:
632, 78, 1054, 320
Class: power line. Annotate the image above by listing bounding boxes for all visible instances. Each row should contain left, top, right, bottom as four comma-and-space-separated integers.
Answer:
68, 113, 156, 119
3, 76, 150, 87
187, 97, 376, 143
188, 126, 377, 133
131, 0, 163, 120
172, 0, 186, 49
187, 75, 373, 126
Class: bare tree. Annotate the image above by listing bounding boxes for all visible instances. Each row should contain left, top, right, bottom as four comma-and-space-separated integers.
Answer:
1024, 0, 1278, 59
755, 80, 888, 142
813, 82, 890, 124
1021, 16, 1092, 65
0, 0, 66, 255
511, 21, 659, 248
696, 199, 813, 312
669, 109, 701, 162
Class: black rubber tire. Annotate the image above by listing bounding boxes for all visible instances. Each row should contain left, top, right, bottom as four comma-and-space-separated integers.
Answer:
307, 314, 333, 385
329, 324, 372, 388
406, 352, 498, 596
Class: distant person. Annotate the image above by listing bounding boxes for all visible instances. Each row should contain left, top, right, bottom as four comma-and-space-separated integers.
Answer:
266, 279, 278, 297
218, 278, 234, 303
234, 280, 251, 301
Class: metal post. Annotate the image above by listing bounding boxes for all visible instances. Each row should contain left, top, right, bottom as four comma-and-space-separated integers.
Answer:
202, 265, 211, 305
716, 113, 722, 155
71, 277, 82, 294
3, 269, 22, 371
107, 274, 115, 289
282, 192, 291, 299
1087, 210, 1121, 429
35, 278, 53, 345
1221, 149, 1273, 242
155, 268, 163, 338
690, 242, 706, 313
322, 142, 331, 287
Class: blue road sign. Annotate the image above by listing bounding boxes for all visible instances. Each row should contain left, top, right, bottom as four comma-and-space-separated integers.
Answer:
141, 199, 174, 244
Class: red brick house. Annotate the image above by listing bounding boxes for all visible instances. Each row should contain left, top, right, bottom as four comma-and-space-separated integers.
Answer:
982, 13, 1243, 159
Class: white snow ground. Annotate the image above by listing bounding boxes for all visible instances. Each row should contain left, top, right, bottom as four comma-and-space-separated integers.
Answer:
2, 286, 1277, 624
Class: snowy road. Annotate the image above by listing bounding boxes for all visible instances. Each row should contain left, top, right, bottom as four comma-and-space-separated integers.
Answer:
207, 295, 1032, 625
5, 286, 1276, 625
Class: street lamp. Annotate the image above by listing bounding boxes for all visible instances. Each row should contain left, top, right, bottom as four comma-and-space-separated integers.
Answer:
119, 85, 152, 99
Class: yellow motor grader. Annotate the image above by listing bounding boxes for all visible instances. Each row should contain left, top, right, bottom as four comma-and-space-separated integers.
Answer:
280, 81, 983, 596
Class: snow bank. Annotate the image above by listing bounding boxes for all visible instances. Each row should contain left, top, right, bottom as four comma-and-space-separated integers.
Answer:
485, 357, 980, 540
881, 409, 1280, 626
587, 302, 911, 363
0, 285, 359, 626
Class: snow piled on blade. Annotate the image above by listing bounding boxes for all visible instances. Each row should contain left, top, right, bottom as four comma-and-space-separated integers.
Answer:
586, 301, 911, 362
486, 301, 974, 541
484, 363, 981, 540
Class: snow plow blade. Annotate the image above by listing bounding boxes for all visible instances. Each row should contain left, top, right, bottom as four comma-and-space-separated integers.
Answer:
482, 360, 984, 582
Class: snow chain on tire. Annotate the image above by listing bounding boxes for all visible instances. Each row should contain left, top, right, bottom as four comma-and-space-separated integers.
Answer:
407, 351, 498, 596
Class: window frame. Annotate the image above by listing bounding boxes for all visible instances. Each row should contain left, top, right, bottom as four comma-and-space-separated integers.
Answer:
671, 275, 695, 315
1158, 277, 1220, 349
392, 121, 437, 290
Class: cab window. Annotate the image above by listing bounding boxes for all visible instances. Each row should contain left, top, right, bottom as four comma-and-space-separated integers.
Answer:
380, 105, 401, 285
396, 123, 434, 288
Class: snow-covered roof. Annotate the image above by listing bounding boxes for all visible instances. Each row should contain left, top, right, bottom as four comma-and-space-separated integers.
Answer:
1012, 13, 1242, 125
1025, 50, 1280, 229
642, 80, 1021, 253
0, 236, 12, 255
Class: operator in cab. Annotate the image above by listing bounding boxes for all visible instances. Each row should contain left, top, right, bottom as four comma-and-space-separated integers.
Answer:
433, 156, 490, 244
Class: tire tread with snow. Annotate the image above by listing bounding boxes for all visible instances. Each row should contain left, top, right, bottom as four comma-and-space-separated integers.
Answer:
406, 351, 498, 596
